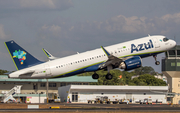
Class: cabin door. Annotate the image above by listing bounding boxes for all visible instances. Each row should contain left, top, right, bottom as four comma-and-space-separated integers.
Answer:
152, 38, 160, 48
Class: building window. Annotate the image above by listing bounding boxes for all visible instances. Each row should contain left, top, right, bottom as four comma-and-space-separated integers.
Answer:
177, 62, 180, 66
40, 83, 46, 87
177, 50, 180, 56
49, 83, 56, 87
60, 83, 66, 87
167, 97, 171, 101
171, 62, 175, 66
71, 83, 81, 85
169, 50, 176, 57
33, 84, 38, 90
72, 92, 78, 102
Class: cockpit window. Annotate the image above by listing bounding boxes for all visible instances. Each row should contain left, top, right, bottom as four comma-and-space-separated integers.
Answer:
163, 37, 169, 42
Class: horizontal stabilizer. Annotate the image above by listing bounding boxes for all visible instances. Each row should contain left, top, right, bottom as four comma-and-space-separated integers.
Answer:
19, 70, 35, 78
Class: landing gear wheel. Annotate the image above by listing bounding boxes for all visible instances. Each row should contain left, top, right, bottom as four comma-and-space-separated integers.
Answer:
92, 73, 99, 79
106, 73, 113, 80
155, 61, 160, 65
153, 55, 160, 65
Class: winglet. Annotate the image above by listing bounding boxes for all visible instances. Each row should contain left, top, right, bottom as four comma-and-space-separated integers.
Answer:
101, 46, 110, 56
42, 48, 57, 60
42, 48, 52, 58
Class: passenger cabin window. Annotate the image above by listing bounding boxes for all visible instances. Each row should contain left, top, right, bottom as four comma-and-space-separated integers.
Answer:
163, 37, 169, 42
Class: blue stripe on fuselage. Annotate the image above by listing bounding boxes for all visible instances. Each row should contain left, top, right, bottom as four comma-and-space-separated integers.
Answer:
52, 52, 163, 78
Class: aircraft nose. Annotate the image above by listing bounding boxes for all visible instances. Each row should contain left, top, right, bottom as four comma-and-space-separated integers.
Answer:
171, 40, 176, 47
169, 39, 176, 48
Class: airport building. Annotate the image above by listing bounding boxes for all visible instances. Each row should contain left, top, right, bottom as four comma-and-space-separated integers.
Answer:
162, 45, 180, 104
58, 85, 168, 103
0, 74, 169, 104
0, 75, 97, 103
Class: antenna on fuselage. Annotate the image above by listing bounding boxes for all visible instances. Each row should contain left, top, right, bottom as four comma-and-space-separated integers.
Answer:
174, 36, 176, 42
148, 34, 150, 37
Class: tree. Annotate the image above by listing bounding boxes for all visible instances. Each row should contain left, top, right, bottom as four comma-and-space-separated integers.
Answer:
131, 74, 166, 86
133, 66, 156, 75
0, 69, 8, 75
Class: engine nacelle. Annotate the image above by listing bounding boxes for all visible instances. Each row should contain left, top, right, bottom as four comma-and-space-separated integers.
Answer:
119, 56, 142, 71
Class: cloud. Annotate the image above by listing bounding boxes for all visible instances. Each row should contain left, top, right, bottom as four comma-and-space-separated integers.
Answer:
0, 0, 73, 10
40, 24, 64, 38
71, 12, 180, 38
38, 12, 180, 43
0, 24, 8, 39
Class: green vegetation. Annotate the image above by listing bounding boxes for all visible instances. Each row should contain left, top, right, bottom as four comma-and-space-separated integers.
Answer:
0, 66, 166, 86
0, 69, 8, 75
78, 66, 166, 86
131, 74, 166, 86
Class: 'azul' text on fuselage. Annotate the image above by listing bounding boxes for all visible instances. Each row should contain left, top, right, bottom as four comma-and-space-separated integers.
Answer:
131, 40, 154, 53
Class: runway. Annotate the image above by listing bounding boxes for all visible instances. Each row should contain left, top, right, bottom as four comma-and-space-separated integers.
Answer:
0, 103, 180, 112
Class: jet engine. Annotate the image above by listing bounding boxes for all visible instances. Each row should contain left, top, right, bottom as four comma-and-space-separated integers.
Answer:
119, 56, 142, 71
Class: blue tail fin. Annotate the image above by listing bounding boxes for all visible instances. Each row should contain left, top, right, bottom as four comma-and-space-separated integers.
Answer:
4, 40, 43, 70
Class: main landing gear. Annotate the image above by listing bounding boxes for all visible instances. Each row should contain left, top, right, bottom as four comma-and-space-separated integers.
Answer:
92, 65, 113, 80
92, 72, 113, 80
106, 73, 113, 80
153, 55, 160, 65
92, 73, 99, 79
106, 65, 113, 80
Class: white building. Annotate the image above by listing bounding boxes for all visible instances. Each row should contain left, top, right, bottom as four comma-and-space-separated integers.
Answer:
58, 85, 168, 103
0, 75, 97, 103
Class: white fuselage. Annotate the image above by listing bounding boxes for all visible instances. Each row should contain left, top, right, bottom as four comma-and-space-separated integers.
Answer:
9, 35, 176, 79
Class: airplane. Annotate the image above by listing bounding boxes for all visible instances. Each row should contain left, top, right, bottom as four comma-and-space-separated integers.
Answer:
4, 35, 176, 80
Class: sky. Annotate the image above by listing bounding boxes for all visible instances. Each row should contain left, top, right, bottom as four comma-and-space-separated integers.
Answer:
0, 0, 180, 73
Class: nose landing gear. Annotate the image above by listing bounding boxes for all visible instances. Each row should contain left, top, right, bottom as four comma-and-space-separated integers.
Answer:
153, 55, 160, 65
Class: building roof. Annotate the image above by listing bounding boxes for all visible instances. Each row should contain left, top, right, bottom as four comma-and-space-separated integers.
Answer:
68, 85, 168, 91
0, 75, 97, 83
0, 94, 46, 97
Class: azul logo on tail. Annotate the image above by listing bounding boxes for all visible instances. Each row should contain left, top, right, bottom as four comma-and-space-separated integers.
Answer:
13, 50, 26, 64
131, 40, 154, 53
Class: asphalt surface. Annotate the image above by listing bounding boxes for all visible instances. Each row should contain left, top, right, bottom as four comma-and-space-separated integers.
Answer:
0, 103, 179, 112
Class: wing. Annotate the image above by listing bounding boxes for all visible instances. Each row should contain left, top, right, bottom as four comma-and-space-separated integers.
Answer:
99, 46, 133, 69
